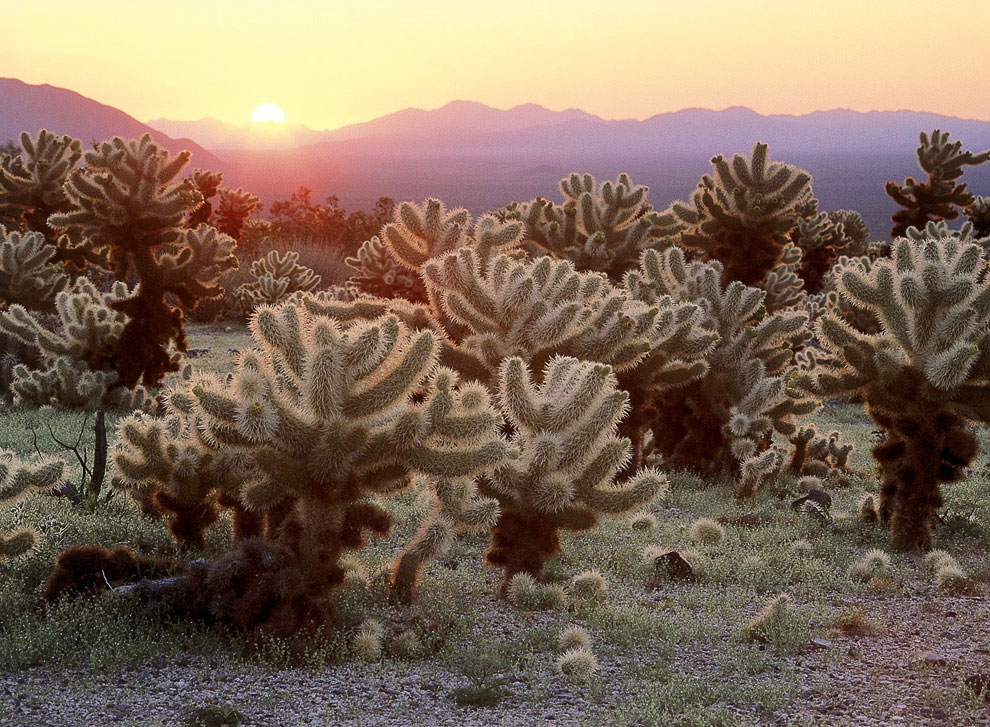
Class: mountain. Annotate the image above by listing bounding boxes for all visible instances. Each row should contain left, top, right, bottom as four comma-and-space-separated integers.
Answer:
5, 78, 990, 240
0, 78, 222, 167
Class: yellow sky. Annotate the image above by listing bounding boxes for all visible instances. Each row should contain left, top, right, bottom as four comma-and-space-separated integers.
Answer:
3, 0, 989, 128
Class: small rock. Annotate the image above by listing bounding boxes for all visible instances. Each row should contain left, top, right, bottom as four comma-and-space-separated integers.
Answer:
658, 551, 695, 582
915, 651, 949, 667
847, 646, 862, 658
809, 638, 834, 650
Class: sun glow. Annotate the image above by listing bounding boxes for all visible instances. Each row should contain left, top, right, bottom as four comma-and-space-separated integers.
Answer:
251, 103, 285, 123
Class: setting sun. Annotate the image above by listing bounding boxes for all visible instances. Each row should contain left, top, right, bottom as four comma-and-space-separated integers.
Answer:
251, 103, 285, 123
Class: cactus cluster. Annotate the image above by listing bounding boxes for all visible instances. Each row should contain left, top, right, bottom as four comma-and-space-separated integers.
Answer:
795, 231, 990, 549
885, 130, 990, 238
232, 249, 322, 313
506, 172, 683, 279
665, 143, 814, 287
0, 226, 67, 311
0, 449, 65, 559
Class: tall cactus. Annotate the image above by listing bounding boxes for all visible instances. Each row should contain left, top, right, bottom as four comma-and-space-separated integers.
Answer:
1, 449, 65, 559
509, 173, 684, 280
0, 226, 67, 312
0, 130, 82, 245
232, 249, 321, 313
48, 135, 238, 389
795, 231, 990, 549
482, 356, 667, 591
666, 142, 814, 287
111, 302, 507, 605
885, 130, 989, 238
624, 247, 816, 492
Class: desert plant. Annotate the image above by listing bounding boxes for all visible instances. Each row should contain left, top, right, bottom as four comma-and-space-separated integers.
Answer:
966, 195, 990, 238
885, 130, 990, 238
743, 594, 793, 642
111, 302, 507, 612
665, 142, 814, 287
0, 277, 157, 409
214, 187, 261, 241
507, 172, 683, 280
688, 517, 725, 545
232, 250, 321, 313
44, 134, 238, 390
0, 449, 65, 559
0, 130, 82, 246
556, 646, 598, 682
794, 232, 990, 549
558, 625, 592, 652
481, 356, 667, 592
848, 549, 892, 582
624, 247, 816, 492
0, 226, 67, 311
570, 570, 607, 600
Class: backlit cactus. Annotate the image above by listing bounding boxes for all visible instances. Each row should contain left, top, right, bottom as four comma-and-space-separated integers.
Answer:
112, 301, 507, 609
666, 142, 814, 287
232, 249, 321, 313
48, 134, 238, 389
510, 173, 684, 280
0, 226, 67, 311
0, 277, 157, 409
482, 356, 667, 592
885, 130, 989, 238
0, 130, 82, 245
624, 247, 815, 490
795, 231, 990, 549
0, 449, 65, 559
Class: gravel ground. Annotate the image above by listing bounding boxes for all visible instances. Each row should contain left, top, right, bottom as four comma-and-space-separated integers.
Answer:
2, 591, 986, 727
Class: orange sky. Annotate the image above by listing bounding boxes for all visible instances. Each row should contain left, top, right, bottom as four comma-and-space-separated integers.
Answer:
3, 0, 989, 128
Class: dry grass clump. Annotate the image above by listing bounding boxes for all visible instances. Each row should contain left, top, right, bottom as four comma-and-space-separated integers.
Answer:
789, 539, 813, 557
556, 647, 598, 683
570, 570, 607, 600
630, 511, 659, 531
743, 594, 793, 642
849, 549, 892, 582
558, 625, 592, 652
353, 619, 384, 662
689, 518, 725, 545
831, 609, 878, 638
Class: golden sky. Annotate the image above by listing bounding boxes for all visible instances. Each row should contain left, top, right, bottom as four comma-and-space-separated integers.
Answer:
3, 0, 988, 128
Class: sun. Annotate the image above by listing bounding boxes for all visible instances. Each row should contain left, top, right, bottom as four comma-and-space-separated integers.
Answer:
251, 103, 286, 124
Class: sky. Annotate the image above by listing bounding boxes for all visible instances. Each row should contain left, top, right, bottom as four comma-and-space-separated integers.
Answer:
2, 0, 989, 129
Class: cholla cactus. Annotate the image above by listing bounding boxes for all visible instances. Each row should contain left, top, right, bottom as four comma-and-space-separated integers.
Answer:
186, 169, 223, 228
790, 212, 860, 294
233, 250, 321, 313
624, 247, 816, 487
794, 232, 990, 549
0, 130, 82, 244
390, 384, 502, 603
48, 134, 238, 389
966, 196, 990, 238
112, 302, 507, 606
510, 173, 684, 280
345, 235, 426, 302
345, 199, 523, 303
0, 449, 65, 559
422, 246, 667, 387
0, 226, 67, 311
787, 425, 854, 481
482, 356, 667, 592
0, 277, 157, 409
885, 130, 989, 238
214, 187, 261, 241
666, 142, 814, 287
827, 210, 870, 256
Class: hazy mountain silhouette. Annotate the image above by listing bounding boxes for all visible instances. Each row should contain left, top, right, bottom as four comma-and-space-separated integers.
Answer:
0, 78, 222, 166
4, 78, 990, 240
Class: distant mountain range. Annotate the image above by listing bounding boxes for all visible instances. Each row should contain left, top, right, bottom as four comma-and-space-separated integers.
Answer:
149, 100, 990, 158
0, 78, 221, 166
4, 78, 990, 239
